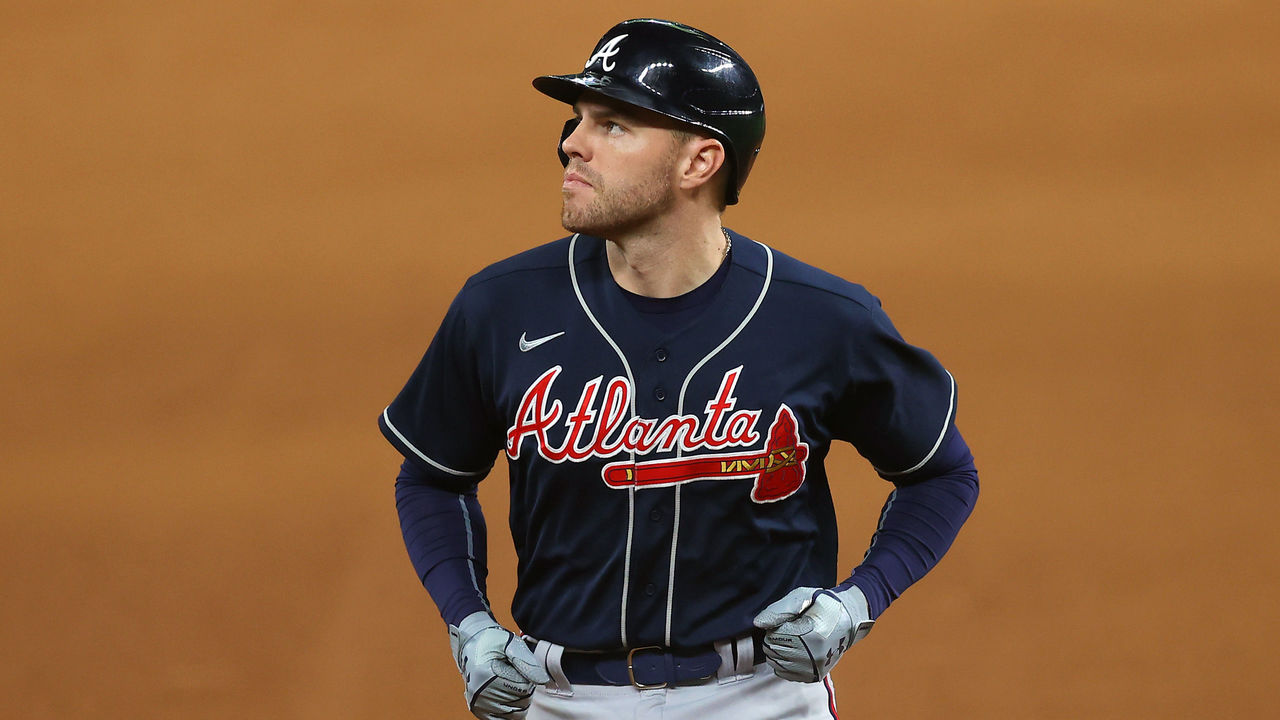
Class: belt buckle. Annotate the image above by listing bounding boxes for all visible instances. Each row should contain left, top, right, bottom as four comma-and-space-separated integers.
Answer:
626, 646, 668, 690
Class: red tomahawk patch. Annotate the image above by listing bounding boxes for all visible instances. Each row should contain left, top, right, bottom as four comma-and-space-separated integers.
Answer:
601, 405, 810, 503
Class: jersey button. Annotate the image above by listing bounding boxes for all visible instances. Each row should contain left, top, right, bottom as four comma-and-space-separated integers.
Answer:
653, 387, 666, 401
649, 509, 662, 522
644, 583, 657, 596
655, 348, 668, 362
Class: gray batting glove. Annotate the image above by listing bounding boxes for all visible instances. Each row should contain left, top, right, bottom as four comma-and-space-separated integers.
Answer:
447, 612, 551, 719
752, 586, 875, 683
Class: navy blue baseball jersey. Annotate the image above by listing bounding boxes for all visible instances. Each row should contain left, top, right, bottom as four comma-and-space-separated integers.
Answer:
380, 230, 959, 651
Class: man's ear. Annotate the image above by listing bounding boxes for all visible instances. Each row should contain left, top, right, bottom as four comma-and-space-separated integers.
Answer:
680, 137, 727, 191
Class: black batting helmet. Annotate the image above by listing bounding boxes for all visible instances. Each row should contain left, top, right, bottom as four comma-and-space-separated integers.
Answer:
533, 18, 766, 205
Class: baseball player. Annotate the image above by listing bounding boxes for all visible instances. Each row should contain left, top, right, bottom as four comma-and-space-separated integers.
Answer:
380, 18, 979, 719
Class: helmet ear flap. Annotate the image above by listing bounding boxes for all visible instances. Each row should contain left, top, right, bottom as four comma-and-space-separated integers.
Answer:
558, 117, 581, 167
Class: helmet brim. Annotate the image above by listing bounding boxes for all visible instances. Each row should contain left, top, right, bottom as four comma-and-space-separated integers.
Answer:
536, 75, 730, 143
532, 74, 604, 106
541, 73, 735, 133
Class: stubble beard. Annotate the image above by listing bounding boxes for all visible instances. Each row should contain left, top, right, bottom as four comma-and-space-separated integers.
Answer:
561, 159, 678, 238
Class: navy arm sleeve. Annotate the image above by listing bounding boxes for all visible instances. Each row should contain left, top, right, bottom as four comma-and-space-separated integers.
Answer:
395, 458, 492, 626
837, 425, 979, 619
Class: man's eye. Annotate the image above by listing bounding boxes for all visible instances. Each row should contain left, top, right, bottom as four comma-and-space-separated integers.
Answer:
605, 121, 624, 134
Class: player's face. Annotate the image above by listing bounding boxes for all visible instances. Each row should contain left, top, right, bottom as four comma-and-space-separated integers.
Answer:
559, 95, 686, 237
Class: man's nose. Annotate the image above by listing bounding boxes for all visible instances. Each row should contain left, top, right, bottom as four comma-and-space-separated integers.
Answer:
558, 118, 584, 166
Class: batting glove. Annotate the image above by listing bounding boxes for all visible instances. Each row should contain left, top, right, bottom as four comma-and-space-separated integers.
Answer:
447, 612, 551, 719
752, 586, 875, 683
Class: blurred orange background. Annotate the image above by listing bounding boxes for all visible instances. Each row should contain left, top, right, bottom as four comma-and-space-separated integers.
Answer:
3, 2, 1277, 718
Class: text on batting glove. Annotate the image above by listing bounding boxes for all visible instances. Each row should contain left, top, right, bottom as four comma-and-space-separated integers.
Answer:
448, 611, 551, 720
751, 586, 874, 683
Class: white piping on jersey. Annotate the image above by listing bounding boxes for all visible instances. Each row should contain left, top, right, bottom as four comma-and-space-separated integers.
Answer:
675, 243, 775, 411
458, 495, 491, 612
620, 487, 637, 646
874, 369, 956, 477
664, 488, 682, 647
382, 407, 490, 477
664, 239, 775, 645
567, 234, 639, 648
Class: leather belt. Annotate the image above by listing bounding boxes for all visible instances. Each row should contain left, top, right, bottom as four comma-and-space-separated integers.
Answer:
551, 634, 765, 689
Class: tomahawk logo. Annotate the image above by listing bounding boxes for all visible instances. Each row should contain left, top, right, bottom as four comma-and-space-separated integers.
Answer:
585, 34, 628, 72
505, 366, 809, 503
601, 405, 809, 503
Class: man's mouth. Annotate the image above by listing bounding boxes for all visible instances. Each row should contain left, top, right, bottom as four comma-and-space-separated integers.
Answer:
563, 167, 594, 189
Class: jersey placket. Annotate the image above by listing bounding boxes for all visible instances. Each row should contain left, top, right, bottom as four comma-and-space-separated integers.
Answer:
620, 340, 680, 646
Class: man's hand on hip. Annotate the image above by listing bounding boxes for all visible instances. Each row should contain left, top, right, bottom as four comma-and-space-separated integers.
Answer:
752, 586, 875, 683
448, 612, 551, 719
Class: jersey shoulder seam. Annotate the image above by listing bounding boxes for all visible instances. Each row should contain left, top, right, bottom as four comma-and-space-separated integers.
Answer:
742, 242, 880, 314
461, 237, 577, 290
767, 276, 879, 312
464, 262, 564, 290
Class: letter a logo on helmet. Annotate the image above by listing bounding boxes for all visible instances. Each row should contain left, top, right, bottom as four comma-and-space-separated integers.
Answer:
585, 34, 627, 72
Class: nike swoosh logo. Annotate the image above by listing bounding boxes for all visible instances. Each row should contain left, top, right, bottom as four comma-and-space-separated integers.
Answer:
519, 331, 565, 352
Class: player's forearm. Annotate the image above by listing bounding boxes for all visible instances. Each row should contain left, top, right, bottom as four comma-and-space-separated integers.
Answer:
840, 431, 979, 619
395, 459, 492, 625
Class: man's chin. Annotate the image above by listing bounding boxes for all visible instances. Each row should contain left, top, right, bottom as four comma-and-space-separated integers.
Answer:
561, 199, 653, 237
561, 206, 608, 236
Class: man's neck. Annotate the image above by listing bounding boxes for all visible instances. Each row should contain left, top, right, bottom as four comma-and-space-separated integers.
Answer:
605, 215, 729, 299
